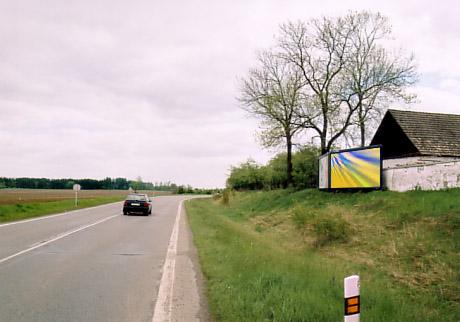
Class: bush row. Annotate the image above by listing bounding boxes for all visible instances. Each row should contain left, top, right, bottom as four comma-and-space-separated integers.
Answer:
226, 146, 320, 190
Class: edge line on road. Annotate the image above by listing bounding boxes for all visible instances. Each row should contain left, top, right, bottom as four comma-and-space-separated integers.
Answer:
0, 214, 119, 265
152, 199, 183, 322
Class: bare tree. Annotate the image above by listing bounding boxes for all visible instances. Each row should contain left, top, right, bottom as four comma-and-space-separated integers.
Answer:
238, 50, 304, 186
239, 11, 418, 187
340, 12, 418, 146
277, 11, 418, 153
277, 17, 357, 155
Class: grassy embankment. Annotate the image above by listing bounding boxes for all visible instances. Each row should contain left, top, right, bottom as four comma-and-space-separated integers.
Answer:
0, 189, 168, 223
186, 188, 459, 322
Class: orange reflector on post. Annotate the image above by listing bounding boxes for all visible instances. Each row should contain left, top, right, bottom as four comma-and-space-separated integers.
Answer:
345, 295, 360, 316
347, 296, 359, 306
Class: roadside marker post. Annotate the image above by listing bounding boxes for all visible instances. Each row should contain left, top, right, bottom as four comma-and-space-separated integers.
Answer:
73, 184, 81, 207
344, 275, 360, 322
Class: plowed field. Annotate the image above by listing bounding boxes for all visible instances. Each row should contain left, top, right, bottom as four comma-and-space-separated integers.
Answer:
0, 189, 169, 205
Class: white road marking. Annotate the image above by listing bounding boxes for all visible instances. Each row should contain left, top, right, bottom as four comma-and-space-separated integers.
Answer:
0, 214, 119, 264
152, 200, 183, 322
0, 202, 122, 228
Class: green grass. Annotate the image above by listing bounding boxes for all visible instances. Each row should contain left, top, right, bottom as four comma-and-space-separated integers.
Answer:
0, 196, 125, 223
186, 189, 460, 321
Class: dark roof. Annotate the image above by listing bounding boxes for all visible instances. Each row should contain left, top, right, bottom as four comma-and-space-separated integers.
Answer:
370, 109, 460, 158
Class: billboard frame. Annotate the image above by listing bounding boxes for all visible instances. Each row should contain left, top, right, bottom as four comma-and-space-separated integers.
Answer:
319, 145, 383, 191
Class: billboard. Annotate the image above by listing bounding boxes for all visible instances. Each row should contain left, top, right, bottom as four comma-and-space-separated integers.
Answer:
319, 145, 382, 190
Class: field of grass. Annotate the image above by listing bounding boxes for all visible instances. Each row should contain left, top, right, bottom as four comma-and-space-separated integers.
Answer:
0, 189, 170, 223
186, 188, 459, 321
0, 196, 126, 223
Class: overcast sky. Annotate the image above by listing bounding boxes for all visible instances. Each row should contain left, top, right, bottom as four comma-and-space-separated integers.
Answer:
1, 0, 459, 188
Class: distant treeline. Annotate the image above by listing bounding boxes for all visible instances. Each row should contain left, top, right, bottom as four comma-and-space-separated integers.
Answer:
0, 177, 220, 194
0, 177, 165, 191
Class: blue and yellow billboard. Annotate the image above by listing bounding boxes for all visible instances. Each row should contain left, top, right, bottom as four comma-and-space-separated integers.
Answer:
319, 146, 382, 190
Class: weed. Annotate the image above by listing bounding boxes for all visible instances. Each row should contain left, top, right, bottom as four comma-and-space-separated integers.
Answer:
290, 204, 316, 229
221, 188, 231, 205
312, 215, 350, 247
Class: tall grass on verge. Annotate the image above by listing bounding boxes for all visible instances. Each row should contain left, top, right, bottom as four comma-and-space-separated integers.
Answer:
187, 198, 343, 321
186, 189, 460, 322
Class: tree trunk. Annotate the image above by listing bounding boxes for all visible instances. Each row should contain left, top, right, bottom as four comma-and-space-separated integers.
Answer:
320, 132, 328, 155
286, 137, 293, 188
359, 103, 366, 147
360, 120, 366, 147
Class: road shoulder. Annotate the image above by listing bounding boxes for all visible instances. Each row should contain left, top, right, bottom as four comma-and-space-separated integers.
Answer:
171, 199, 212, 322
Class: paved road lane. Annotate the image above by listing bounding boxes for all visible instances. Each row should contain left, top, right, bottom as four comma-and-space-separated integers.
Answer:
0, 202, 128, 262
0, 195, 208, 322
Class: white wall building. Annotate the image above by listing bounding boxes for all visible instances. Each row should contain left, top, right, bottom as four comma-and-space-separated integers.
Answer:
370, 109, 460, 192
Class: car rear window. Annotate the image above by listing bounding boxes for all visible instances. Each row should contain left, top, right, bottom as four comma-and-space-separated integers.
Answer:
126, 194, 146, 201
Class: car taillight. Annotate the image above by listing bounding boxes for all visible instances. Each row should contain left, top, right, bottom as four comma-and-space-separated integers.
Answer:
143, 202, 148, 207
124, 201, 128, 206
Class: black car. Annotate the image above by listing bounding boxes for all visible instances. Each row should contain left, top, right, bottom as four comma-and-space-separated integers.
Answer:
123, 194, 152, 216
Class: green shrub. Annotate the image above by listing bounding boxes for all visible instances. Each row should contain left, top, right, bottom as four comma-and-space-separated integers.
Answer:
312, 215, 350, 247
290, 203, 350, 247
290, 204, 316, 229
227, 147, 320, 190
292, 146, 320, 189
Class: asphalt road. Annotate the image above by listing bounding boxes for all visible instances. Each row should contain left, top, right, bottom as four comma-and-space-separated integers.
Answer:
0, 195, 210, 322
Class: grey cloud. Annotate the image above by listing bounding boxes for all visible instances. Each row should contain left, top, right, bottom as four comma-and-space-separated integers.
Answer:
1, 0, 459, 188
